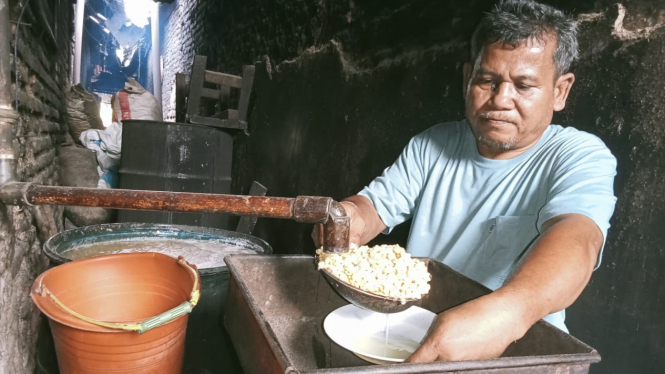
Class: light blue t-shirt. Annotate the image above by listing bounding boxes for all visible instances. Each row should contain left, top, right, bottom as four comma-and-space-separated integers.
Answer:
359, 121, 617, 332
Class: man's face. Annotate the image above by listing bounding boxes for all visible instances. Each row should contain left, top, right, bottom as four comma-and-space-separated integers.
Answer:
463, 37, 574, 159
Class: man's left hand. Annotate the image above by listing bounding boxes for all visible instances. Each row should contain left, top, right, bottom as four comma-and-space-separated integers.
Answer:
405, 292, 529, 363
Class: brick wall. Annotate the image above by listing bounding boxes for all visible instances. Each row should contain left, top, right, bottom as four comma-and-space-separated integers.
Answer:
0, 0, 72, 373
160, 0, 202, 121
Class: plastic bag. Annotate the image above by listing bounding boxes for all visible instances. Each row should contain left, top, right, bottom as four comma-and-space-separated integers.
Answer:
66, 84, 105, 143
111, 78, 162, 122
58, 144, 114, 226
80, 122, 122, 189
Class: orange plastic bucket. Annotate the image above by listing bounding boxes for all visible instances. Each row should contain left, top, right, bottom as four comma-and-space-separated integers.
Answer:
31, 252, 201, 374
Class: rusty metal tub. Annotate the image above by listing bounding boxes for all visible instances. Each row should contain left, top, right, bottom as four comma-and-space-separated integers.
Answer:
224, 255, 600, 374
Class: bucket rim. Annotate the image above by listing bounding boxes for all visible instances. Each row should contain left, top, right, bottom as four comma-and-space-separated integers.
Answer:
43, 222, 273, 274
31, 252, 198, 333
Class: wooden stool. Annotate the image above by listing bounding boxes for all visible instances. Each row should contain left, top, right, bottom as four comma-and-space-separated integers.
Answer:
175, 55, 255, 130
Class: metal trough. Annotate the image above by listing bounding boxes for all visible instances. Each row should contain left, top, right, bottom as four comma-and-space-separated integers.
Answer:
224, 255, 600, 374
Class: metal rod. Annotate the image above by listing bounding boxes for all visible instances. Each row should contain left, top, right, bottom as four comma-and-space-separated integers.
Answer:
73, 0, 85, 85
0, 183, 351, 252
151, 1, 162, 113
0, 0, 11, 107
0, 183, 350, 251
25, 184, 296, 218
0, 0, 19, 187
323, 201, 350, 253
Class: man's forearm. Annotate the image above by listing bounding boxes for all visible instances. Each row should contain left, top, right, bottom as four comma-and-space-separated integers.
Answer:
405, 214, 603, 363
491, 213, 603, 336
341, 195, 387, 245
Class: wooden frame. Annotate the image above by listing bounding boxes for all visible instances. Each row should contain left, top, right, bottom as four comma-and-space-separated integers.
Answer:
181, 55, 256, 130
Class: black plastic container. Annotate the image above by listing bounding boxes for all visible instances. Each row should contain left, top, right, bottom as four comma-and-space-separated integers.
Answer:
118, 120, 234, 229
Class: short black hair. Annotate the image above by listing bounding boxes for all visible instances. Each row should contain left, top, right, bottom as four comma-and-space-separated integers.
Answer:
470, 0, 578, 75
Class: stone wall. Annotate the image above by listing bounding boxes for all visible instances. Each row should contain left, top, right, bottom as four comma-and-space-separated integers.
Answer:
0, 0, 71, 373
160, 0, 665, 372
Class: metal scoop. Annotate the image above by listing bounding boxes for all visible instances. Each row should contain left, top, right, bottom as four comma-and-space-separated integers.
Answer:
319, 268, 420, 314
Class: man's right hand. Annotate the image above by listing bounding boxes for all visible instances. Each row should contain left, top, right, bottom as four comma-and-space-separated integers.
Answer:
311, 195, 386, 248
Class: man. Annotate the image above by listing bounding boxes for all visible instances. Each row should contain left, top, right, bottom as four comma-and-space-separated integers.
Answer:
315, 0, 617, 363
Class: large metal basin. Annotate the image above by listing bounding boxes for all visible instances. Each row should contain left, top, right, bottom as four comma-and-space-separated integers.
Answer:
224, 255, 600, 374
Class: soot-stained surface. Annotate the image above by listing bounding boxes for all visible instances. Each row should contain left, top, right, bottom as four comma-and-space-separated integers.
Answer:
232, 40, 467, 254
556, 6, 665, 373
159, 0, 665, 372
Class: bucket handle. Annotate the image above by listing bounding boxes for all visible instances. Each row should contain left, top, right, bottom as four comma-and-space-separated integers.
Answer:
40, 257, 201, 334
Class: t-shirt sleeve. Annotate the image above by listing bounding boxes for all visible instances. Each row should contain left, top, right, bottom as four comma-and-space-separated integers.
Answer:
358, 133, 429, 231
536, 135, 617, 267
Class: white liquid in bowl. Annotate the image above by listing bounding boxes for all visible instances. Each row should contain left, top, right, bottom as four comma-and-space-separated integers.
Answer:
324, 304, 436, 363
